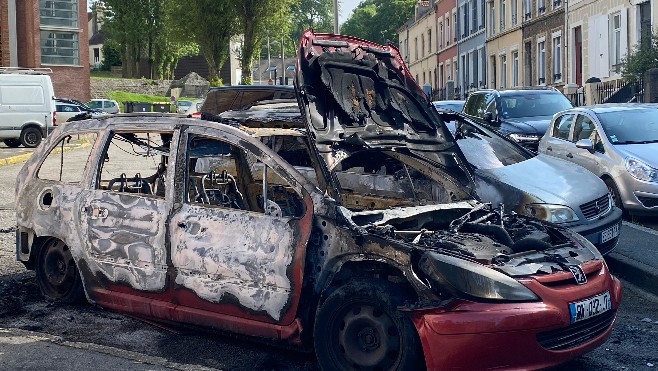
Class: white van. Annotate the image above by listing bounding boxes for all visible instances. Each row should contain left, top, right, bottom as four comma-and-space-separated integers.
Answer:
0, 67, 56, 148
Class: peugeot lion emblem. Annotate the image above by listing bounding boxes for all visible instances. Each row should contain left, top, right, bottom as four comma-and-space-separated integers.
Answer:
568, 265, 587, 285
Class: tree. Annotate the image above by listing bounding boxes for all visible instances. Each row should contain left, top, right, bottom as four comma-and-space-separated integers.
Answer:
289, 0, 333, 43
234, 0, 295, 84
167, 0, 239, 85
341, 0, 416, 45
621, 31, 658, 82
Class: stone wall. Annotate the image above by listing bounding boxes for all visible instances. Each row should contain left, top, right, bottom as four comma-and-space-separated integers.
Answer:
90, 77, 173, 99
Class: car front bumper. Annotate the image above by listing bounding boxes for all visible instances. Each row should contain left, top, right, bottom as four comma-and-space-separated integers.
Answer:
410, 263, 622, 370
567, 206, 623, 254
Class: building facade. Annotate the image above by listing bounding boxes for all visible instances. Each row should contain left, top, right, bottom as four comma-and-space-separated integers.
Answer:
0, 0, 90, 101
455, 0, 487, 97
486, 0, 523, 89
436, 0, 458, 98
522, 0, 565, 88
399, 1, 439, 94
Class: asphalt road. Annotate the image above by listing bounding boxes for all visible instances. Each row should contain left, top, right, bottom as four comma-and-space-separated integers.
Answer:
0, 147, 657, 370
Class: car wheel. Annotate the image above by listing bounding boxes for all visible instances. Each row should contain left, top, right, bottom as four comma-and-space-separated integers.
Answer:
3, 138, 21, 148
314, 279, 424, 371
35, 239, 85, 304
604, 178, 625, 213
20, 127, 43, 148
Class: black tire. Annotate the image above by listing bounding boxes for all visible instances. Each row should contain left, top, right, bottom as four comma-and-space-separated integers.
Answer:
20, 127, 43, 148
314, 279, 424, 371
35, 239, 85, 304
604, 178, 625, 215
3, 138, 21, 148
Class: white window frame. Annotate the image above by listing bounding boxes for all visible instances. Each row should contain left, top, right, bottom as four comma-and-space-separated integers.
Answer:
610, 11, 622, 73
500, 0, 506, 31
512, 50, 519, 86
524, 0, 531, 19
439, 19, 444, 49
537, 0, 546, 15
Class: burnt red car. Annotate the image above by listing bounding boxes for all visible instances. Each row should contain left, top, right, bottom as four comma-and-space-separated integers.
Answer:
15, 30, 621, 370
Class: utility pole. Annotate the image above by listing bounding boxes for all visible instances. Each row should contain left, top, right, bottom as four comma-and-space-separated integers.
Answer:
333, 0, 339, 33
281, 36, 285, 85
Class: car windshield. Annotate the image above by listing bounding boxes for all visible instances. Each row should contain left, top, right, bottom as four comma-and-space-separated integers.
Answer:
454, 120, 529, 169
178, 101, 192, 107
500, 93, 572, 118
433, 102, 464, 112
597, 108, 658, 144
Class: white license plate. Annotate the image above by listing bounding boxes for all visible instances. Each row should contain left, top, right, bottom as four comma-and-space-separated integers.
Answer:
569, 291, 611, 324
601, 224, 620, 244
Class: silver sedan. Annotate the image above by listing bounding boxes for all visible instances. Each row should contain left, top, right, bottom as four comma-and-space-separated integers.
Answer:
539, 104, 658, 215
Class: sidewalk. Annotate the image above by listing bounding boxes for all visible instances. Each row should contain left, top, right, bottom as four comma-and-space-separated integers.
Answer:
606, 222, 658, 297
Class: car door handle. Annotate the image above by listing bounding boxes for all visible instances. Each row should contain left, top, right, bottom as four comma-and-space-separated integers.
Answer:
567, 153, 574, 158
546, 146, 552, 151
84, 204, 108, 219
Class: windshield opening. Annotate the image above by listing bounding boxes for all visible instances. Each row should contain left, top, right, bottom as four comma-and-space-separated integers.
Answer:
598, 109, 658, 144
500, 93, 572, 119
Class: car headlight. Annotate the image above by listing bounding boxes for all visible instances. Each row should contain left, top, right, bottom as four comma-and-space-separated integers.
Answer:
625, 158, 658, 183
509, 133, 541, 142
419, 252, 539, 302
524, 204, 580, 223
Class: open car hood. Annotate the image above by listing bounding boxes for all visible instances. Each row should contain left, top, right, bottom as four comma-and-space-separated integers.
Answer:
295, 30, 472, 183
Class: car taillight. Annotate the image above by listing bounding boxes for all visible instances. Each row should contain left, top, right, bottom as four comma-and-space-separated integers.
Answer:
53, 111, 57, 126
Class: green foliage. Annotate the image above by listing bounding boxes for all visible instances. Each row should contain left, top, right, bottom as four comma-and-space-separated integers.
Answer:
341, 0, 416, 45
100, 40, 122, 71
289, 0, 333, 42
621, 31, 658, 82
234, 0, 295, 84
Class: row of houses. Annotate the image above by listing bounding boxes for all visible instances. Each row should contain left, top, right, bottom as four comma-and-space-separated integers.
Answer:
399, 0, 655, 99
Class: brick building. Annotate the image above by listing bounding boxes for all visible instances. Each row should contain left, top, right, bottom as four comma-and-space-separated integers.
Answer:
0, 0, 90, 101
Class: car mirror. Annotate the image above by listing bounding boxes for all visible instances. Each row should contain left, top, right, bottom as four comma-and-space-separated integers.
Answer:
575, 138, 595, 153
484, 112, 496, 123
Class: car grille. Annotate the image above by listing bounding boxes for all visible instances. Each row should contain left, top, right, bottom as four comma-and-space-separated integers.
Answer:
597, 235, 619, 255
580, 195, 611, 219
536, 309, 616, 350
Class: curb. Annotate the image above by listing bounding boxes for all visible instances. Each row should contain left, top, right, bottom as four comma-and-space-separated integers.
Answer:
606, 252, 658, 297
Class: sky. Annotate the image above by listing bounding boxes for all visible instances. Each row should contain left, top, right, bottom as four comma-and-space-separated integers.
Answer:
340, 0, 362, 24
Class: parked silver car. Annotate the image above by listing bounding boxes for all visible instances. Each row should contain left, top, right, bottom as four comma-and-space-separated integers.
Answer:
539, 104, 658, 215
436, 108, 622, 254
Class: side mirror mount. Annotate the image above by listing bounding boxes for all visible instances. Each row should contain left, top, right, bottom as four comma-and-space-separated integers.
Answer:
575, 138, 595, 153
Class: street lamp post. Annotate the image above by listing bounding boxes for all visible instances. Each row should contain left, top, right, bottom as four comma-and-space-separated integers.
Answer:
333, 0, 339, 34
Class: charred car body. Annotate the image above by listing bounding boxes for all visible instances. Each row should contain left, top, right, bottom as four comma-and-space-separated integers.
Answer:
16, 31, 621, 370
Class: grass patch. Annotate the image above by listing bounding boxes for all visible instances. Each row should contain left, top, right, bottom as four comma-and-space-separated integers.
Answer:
105, 91, 171, 106
90, 70, 122, 78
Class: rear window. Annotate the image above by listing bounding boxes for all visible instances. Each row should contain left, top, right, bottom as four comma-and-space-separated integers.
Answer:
500, 93, 572, 118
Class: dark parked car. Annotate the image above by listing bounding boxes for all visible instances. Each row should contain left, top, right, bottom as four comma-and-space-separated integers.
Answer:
16, 31, 621, 371
462, 87, 573, 152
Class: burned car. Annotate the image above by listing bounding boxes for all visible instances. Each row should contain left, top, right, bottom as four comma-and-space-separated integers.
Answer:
16, 30, 621, 371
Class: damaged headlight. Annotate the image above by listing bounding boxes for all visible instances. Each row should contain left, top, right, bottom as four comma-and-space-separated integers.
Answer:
524, 203, 579, 223
419, 252, 539, 302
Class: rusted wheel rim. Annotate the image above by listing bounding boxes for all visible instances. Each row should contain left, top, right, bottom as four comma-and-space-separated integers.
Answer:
338, 304, 400, 370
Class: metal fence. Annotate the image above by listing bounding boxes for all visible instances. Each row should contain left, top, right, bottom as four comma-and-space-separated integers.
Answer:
596, 77, 644, 104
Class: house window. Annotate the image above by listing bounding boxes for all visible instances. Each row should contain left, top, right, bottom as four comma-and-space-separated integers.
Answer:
524, 0, 531, 19
453, 12, 458, 41
610, 12, 622, 73
481, 0, 486, 28
414, 37, 418, 60
489, 1, 496, 35
472, 50, 479, 87
511, 0, 517, 25
500, 54, 507, 88
478, 48, 486, 86
538, 40, 546, 84
421, 34, 425, 57
553, 0, 561, 9
472, 0, 477, 34
40, 31, 80, 65
446, 16, 451, 45
512, 51, 519, 86
553, 35, 562, 81
40, 0, 79, 27
40, 0, 80, 65
500, 0, 506, 31
537, 0, 545, 14
439, 21, 444, 48
428, 30, 432, 53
